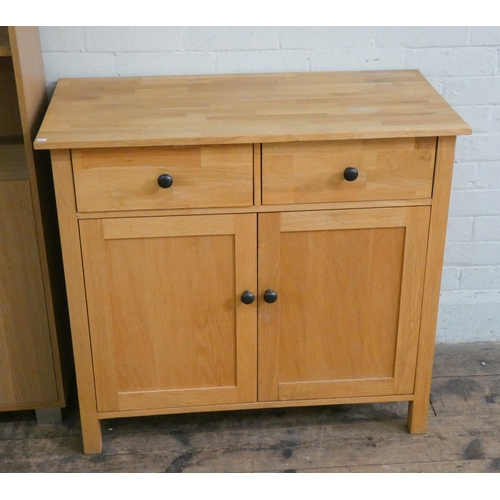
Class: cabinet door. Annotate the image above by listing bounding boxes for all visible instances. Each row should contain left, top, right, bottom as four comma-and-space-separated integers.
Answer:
79, 214, 257, 412
258, 207, 430, 402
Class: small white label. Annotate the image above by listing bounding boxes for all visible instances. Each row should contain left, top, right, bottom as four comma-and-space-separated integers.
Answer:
36, 138, 48, 142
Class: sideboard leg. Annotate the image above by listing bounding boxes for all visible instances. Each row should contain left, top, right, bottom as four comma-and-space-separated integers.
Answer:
408, 137, 457, 436
51, 150, 103, 455
407, 399, 430, 434
81, 414, 102, 454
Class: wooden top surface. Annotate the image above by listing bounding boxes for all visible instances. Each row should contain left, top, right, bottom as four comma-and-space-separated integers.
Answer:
34, 70, 471, 150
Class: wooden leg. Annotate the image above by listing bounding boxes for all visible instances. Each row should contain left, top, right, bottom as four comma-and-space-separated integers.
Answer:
81, 413, 102, 454
408, 137, 457, 436
51, 151, 103, 455
35, 408, 62, 424
407, 399, 430, 434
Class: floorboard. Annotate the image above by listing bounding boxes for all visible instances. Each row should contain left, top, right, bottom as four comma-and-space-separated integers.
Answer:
1, 342, 500, 473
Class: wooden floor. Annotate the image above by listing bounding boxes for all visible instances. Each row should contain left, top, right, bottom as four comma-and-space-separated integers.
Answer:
1, 342, 500, 473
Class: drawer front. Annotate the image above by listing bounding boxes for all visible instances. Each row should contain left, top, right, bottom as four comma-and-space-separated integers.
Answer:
72, 144, 254, 212
262, 138, 436, 205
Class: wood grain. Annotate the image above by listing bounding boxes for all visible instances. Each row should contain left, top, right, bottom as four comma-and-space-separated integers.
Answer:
74, 197, 433, 220
9, 27, 49, 142
1, 27, 71, 413
234, 214, 258, 403
72, 144, 254, 212
408, 136, 458, 434
101, 214, 237, 240
34, 71, 471, 150
253, 143, 262, 206
39, 69, 470, 454
262, 137, 436, 204
258, 207, 430, 402
1, 343, 499, 473
0, 26, 72, 410
79, 214, 258, 413
97, 394, 413, 419
50, 149, 102, 454
0, 181, 56, 405
393, 206, 430, 394
0, 143, 28, 180
257, 212, 281, 401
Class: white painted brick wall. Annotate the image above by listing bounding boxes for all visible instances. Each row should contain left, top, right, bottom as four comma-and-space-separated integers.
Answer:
460, 267, 500, 289
451, 163, 477, 189
444, 77, 499, 105
470, 27, 500, 46
405, 48, 497, 77
185, 27, 280, 51
441, 267, 461, 291
449, 190, 500, 217
38, 26, 500, 344
477, 162, 500, 187
216, 50, 309, 74
376, 27, 470, 48
279, 27, 379, 49
474, 217, 500, 240
447, 217, 474, 242
85, 27, 184, 52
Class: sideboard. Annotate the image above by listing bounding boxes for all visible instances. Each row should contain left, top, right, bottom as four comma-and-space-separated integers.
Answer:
34, 70, 471, 453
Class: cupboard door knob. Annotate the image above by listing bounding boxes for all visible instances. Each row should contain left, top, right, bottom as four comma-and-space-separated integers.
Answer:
157, 174, 173, 188
343, 167, 358, 181
241, 290, 255, 304
263, 289, 278, 303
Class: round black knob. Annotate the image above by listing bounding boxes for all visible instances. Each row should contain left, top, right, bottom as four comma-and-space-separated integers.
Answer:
343, 167, 359, 182
263, 289, 278, 304
241, 290, 255, 305
158, 174, 173, 188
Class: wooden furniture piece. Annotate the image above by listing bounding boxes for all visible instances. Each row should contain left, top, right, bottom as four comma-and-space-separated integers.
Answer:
0, 26, 70, 422
34, 70, 471, 453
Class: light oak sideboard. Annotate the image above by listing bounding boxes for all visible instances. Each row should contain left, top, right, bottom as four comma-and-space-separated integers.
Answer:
34, 71, 471, 454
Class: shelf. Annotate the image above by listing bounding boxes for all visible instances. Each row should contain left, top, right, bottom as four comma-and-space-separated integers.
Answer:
0, 143, 29, 180
0, 27, 11, 57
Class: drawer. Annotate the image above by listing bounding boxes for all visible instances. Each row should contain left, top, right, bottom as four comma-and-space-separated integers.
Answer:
261, 138, 436, 205
72, 144, 254, 212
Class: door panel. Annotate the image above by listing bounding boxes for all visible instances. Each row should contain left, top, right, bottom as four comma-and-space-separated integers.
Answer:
258, 207, 430, 401
79, 214, 257, 412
